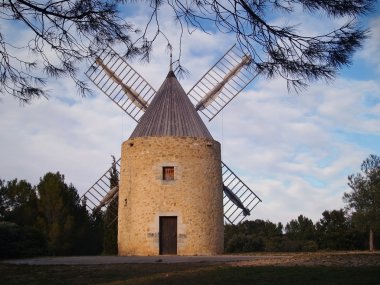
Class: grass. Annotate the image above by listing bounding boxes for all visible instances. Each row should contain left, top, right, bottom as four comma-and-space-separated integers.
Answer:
1, 263, 379, 285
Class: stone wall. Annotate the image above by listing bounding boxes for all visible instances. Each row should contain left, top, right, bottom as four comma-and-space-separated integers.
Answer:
118, 136, 224, 256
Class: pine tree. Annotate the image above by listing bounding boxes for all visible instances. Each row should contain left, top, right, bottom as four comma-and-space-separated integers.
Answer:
103, 156, 119, 255
36, 172, 90, 255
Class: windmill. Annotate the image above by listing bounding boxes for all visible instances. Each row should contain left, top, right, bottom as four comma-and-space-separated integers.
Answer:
81, 44, 262, 255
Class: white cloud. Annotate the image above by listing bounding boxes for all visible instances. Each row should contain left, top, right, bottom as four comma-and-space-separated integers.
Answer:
358, 16, 380, 74
206, 73, 379, 223
0, 79, 135, 191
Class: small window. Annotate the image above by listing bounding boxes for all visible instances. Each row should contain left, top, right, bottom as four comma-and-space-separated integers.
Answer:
163, 166, 174, 181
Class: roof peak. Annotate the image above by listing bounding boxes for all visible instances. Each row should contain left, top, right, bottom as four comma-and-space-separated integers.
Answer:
166, 70, 175, 78
129, 72, 212, 139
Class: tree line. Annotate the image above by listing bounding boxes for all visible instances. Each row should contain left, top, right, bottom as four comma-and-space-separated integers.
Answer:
226, 154, 380, 253
1, 154, 379, 258
0, 170, 118, 258
225, 211, 372, 253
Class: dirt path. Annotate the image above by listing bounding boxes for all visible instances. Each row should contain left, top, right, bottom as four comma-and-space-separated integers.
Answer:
3, 251, 380, 267
230, 251, 380, 267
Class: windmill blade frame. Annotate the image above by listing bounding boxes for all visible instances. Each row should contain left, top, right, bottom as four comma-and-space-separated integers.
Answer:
85, 46, 156, 122
188, 44, 260, 121
80, 157, 121, 217
222, 161, 262, 225
83, 159, 262, 226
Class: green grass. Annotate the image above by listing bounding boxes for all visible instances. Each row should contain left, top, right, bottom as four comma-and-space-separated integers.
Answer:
1, 263, 379, 285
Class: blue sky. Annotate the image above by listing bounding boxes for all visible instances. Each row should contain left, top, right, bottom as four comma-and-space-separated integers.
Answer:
0, 2, 379, 225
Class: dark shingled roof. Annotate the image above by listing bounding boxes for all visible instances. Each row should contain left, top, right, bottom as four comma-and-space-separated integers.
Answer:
129, 71, 213, 139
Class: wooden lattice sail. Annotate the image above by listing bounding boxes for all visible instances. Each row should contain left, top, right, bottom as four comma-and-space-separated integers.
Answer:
85, 46, 156, 122
222, 162, 261, 224
82, 159, 261, 226
187, 44, 260, 121
81, 158, 120, 221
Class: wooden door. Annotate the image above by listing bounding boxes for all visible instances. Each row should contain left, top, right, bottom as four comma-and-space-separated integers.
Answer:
159, 216, 177, 255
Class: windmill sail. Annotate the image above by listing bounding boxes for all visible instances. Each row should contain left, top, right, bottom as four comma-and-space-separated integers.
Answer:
222, 161, 262, 225
85, 47, 156, 122
93, 185, 119, 213
195, 55, 251, 111
188, 45, 260, 121
94, 57, 148, 110
80, 158, 121, 221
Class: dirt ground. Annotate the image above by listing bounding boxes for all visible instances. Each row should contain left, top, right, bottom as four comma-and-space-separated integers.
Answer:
3, 251, 380, 267
230, 251, 380, 267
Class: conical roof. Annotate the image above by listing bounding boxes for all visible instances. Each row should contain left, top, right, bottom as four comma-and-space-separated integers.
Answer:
129, 71, 212, 139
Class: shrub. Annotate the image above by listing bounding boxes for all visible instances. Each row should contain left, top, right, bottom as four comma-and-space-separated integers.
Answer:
0, 222, 47, 259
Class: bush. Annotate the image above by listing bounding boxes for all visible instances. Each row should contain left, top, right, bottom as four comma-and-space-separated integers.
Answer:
265, 236, 285, 252
302, 240, 318, 252
0, 222, 47, 259
225, 233, 265, 253
225, 233, 246, 253
281, 237, 303, 252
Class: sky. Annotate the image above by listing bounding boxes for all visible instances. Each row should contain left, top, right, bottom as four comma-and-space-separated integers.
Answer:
1, 2, 380, 225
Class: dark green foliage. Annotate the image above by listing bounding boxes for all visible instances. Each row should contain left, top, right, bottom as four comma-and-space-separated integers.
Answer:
225, 233, 264, 252
225, 219, 283, 252
224, 208, 376, 253
225, 211, 371, 253
36, 172, 85, 255
102, 198, 118, 255
109, 155, 119, 189
0, 179, 38, 226
315, 209, 366, 250
285, 215, 316, 241
0, 173, 103, 257
284, 215, 318, 251
103, 156, 119, 255
88, 212, 105, 255
0, 179, 47, 258
0, 222, 47, 258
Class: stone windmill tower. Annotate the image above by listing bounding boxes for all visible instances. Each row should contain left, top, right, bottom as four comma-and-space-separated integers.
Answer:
82, 45, 262, 255
118, 68, 223, 255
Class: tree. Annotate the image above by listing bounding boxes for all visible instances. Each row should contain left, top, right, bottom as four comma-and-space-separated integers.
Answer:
224, 219, 284, 252
285, 215, 316, 240
0, 174, 104, 256
0, 222, 47, 258
1, 0, 376, 102
285, 215, 317, 251
0, 178, 38, 226
103, 155, 119, 255
344, 154, 380, 251
36, 172, 90, 255
315, 209, 364, 250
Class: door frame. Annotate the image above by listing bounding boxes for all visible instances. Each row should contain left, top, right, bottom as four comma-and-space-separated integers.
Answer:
159, 216, 177, 255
